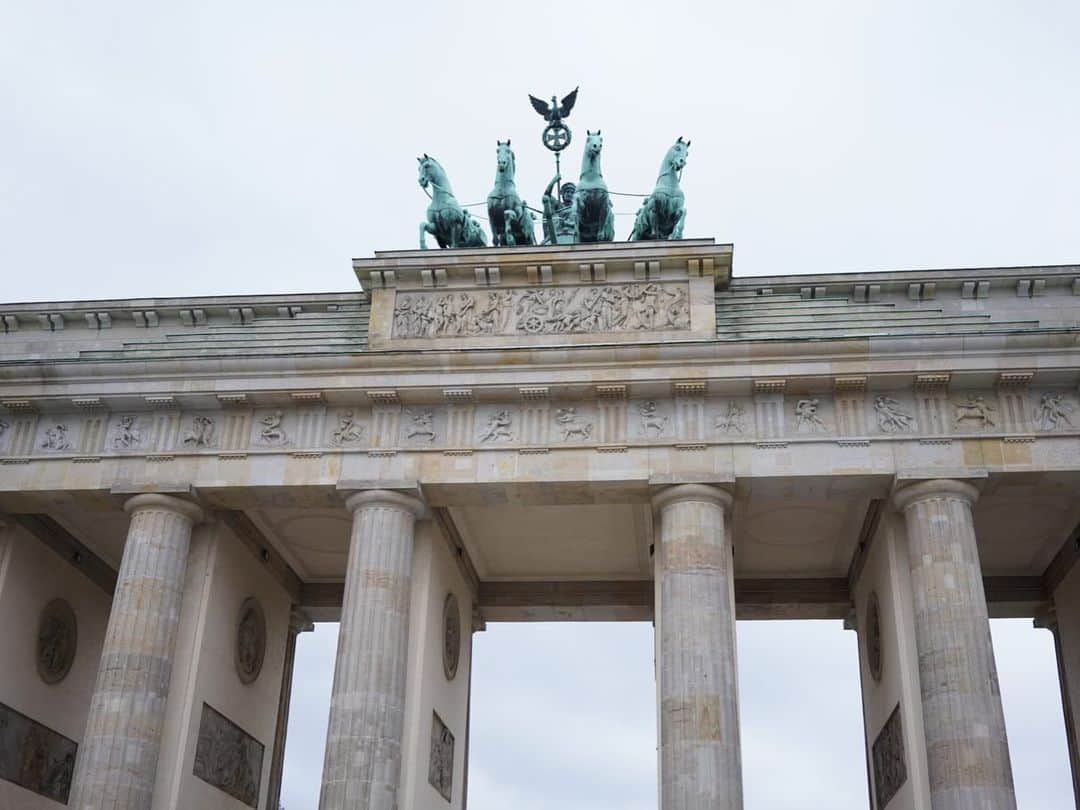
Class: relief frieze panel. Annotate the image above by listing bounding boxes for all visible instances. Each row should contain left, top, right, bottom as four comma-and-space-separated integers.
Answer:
3, 389, 1078, 461
193, 703, 264, 808
393, 282, 691, 339
0, 702, 77, 804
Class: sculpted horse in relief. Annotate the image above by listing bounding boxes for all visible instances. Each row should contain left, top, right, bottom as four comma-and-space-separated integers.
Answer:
418, 154, 487, 249
629, 137, 690, 241
487, 140, 536, 247
573, 130, 614, 243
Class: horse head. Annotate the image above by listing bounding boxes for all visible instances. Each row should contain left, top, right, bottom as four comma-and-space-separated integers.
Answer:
417, 153, 448, 193
666, 137, 691, 174
585, 130, 603, 159
495, 140, 515, 179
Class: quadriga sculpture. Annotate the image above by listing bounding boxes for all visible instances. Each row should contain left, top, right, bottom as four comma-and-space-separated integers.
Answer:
487, 141, 537, 247
417, 154, 487, 249
629, 137, 690, 241
573, 130, 614, 243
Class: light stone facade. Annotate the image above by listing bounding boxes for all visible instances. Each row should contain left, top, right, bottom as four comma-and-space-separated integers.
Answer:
0, 239, 1078, 809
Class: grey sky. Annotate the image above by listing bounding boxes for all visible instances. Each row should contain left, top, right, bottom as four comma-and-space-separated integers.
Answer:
3, 1, 1077, 807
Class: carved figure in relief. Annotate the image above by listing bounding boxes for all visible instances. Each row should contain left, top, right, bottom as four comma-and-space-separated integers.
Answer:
953, 395, 996, 428
554, 407, 593, 441
794, 399, 826, 433
259, 411, 288, 445
405, 410, 436, 442
183, 415, 217, 448
332, 411, 365, 445
873, 396, 915, 433
1034, 393, 1074, 430
715, 402, 747, 434
639, 401, 668, 437
112, 415, 142, 449
41, 424, 71, 451
478, 410, 514, 442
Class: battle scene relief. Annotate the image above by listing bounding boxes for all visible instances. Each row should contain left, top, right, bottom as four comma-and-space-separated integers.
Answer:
0, 702, 77, 804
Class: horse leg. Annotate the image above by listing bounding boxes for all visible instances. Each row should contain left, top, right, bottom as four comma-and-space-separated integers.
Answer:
488, 207, 503, 247
419, 221, 434, 250
504, 209, 517, 247
601, 199, 615, 242
673, 206, 686, 240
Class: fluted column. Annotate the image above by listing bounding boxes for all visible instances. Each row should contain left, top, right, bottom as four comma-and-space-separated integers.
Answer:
652, 484, 742, 810
319, 489, 426, 810
69, 493, 203, 810
893, 480, 1016, 810
267, 606, 315, 810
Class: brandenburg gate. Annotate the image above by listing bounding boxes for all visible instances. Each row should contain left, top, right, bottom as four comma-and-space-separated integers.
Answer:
1, 239, 1078, 809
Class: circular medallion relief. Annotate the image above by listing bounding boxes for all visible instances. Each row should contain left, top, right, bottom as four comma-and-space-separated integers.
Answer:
37, 598, 77, 684
866, 591, 883, 682
235, 597, 266, 685
442, 593, 461, 681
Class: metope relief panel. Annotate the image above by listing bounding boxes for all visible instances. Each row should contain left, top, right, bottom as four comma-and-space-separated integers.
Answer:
787, 396, 835, 436
329, 408, 369, 446
552, 403, 597, 443
871, 393, 918, 435
35, 419, 79, 455
1032, 391, 1077, 431
393, 282, 691, 339
712, 399, 751, 436
951, 392, 999, 433
399, 407, 444, 446
251, 409, 291, 448
0, 702, 77, 804
475, 406, 518, 443
193, 703, 264, 808
633, 399, 672, 441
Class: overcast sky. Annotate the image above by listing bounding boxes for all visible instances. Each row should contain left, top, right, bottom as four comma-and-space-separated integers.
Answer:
3, 1, 1077, 808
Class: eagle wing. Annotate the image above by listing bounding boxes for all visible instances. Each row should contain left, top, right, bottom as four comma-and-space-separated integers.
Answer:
558, 87, 579, 119
529, 94, 552, 119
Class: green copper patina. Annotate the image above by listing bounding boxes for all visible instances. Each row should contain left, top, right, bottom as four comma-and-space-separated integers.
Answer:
487, 141, 536, 247
573, 131, 614, 243
417, 154, 487, 249
629, 137, 690, 241
541, 174, 577, 244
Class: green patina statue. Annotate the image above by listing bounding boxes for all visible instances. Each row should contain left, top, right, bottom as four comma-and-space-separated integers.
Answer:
573, 130, 614, 243
487, 141, 536, 247
541, 174, 577, 244
417, 154, 487, 249
629, 137, 690, 241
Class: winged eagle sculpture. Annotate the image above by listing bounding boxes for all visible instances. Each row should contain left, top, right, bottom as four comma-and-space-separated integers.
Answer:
529, 87, 579, 125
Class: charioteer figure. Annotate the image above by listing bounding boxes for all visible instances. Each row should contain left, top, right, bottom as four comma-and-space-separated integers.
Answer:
541, 173, 577, 245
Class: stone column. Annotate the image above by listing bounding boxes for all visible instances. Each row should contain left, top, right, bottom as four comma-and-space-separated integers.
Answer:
892, 480, 1017, 809
319, 489, 426, 810
1035, 607, 1080, 805
266, 606, 315, 810
652, 484, 742, 810
69, 493, 203, 810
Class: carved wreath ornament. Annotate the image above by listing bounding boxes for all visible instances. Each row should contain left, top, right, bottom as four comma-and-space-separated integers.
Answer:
443, 593, 461, 680
393, 282, 690, 339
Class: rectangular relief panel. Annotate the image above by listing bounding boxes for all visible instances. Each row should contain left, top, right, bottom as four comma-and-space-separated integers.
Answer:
428, 711, 455, 802
871, 703, 908, 809
393, 283, 690, 339
0, 701, 77, 804
193, 702, 265, 809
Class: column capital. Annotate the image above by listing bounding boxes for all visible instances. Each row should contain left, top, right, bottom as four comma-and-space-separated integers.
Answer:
651, 483, 733, 513
123, 492, 204, 524
891, 478, 979, 512
344, 489, 427, 519
289, 607, 315, 636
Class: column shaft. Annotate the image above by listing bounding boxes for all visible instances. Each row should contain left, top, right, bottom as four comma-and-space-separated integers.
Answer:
319, 490, 425, 810
894, 480, 1016, 810
654, 484, 742, 810
266, 607, 314, 810
69, 494, 202, 810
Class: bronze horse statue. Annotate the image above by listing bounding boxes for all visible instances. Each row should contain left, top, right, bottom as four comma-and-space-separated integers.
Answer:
573, 130, 614, 243
418, 154, 487, 249
487, 141, 536, 247
629, 137, 690, 241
